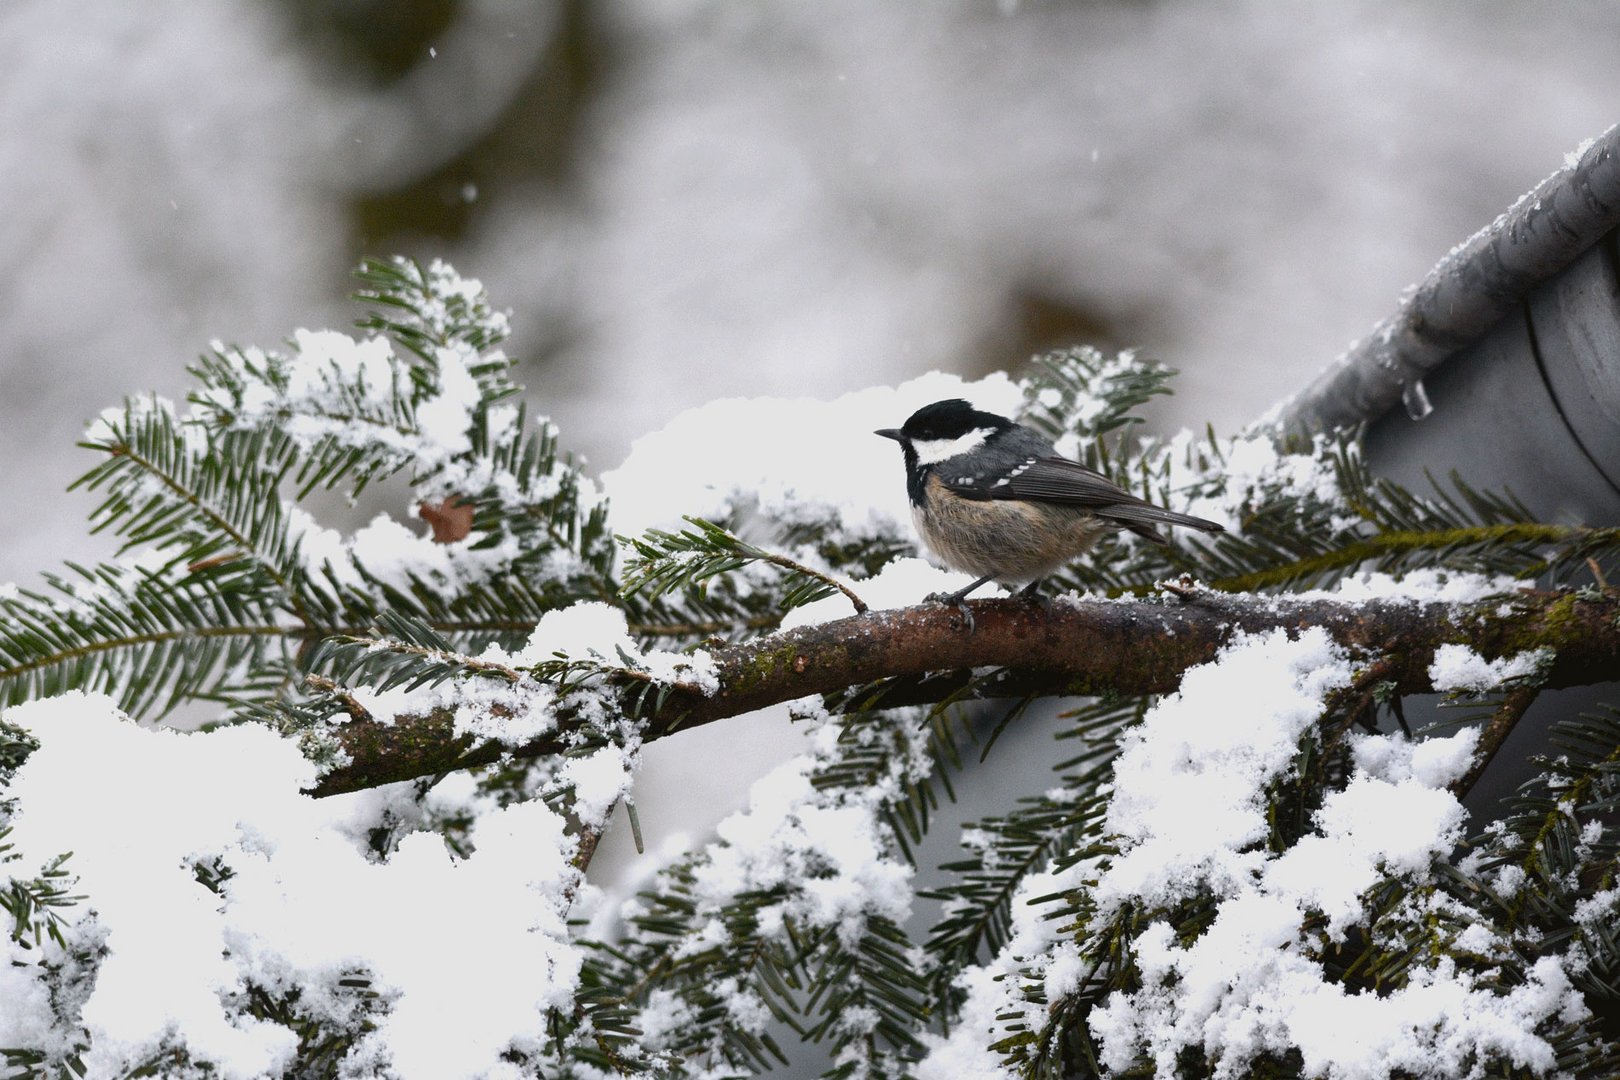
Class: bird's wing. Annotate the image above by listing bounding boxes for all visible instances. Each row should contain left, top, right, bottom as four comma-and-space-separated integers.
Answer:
997, 456, 1143, 507
932, 454, 1133, 504
974, 456, 1224, 536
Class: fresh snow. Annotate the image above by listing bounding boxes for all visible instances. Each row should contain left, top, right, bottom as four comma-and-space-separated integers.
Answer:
0, 344, 1594, 1076
920, 627, 1581, 1080
1429, 642, 1553, 695
601, 371, 1023, 540
3, 693, 582, 1080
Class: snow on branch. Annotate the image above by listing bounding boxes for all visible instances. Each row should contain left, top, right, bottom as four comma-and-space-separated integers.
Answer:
7, 260, 1620, 1076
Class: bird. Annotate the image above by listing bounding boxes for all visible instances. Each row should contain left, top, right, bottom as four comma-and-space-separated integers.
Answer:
875, 398, 1224, 609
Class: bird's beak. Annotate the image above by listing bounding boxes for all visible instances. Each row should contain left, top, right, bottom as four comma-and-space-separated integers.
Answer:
874, 428, 902, 441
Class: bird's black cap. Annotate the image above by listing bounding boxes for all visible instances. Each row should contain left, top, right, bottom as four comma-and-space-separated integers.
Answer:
894, 398, 1013, 441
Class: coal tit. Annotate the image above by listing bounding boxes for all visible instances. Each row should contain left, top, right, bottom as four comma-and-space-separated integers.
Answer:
876, 398, 1224, 605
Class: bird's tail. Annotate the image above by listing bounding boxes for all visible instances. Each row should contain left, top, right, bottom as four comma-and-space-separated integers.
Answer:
1099, 503, 1226, 544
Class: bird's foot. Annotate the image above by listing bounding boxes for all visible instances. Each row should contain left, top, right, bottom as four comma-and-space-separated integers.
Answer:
924, 589, 977, 632
1015, 578, 1051, 607
924, 575, 993, 633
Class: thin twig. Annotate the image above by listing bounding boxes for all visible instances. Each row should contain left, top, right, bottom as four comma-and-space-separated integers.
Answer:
571, 823, 604, 876
750, 548, 869, 614
359, 639, 525, 683
1587, 557, 1610, 590
1450, 687, 1540, 800
303, 674, 374, 722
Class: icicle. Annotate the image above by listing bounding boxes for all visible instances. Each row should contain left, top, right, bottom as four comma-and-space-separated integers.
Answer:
1402, 378, 1433, 421
627, 798, 645, 854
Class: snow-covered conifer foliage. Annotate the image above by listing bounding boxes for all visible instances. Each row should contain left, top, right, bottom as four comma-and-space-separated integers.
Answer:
2, 260, 1619, 1077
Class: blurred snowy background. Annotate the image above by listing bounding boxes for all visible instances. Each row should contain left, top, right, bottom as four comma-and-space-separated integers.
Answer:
6, 0, 1620, 587
3, 1, 1618, 897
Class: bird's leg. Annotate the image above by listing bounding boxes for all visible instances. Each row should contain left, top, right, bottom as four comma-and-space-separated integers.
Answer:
1016, 577, 1047, 601
927, 575, 993, 606
925, 574, 994, 632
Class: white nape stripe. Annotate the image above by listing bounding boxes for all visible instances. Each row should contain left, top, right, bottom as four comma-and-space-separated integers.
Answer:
912, 427, 994, 465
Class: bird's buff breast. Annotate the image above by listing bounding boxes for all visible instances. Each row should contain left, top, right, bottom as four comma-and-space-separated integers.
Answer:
912, 473, 1109, 584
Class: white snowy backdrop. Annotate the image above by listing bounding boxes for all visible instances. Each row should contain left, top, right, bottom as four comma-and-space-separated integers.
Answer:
6, 0, 1618, 589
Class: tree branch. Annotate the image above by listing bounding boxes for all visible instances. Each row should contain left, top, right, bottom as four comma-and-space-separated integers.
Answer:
304, 586, 1620, 798
1449, 686, 1541, 800
1201, 523, 1616, 594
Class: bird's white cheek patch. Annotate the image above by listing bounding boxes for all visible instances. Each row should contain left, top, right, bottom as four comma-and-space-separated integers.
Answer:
912, 427, 993, 465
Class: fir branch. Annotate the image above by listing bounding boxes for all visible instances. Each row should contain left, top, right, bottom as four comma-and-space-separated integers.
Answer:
808, 708, 951, 866
353, 255, 512, 358
1444, 705, 1620, 1055
1018, 345, 1174, 447
620, 516, 868, 615
0, 561, 293, 718
799, 916, 932, 1075
75, 407, 307, 607
602, 861, 805, 1074
924, 698, 1138, 1010
305, 612, 524, 695
1205, 522, 1610, 594
188, 343, 421, 474
0, 840, 82, 950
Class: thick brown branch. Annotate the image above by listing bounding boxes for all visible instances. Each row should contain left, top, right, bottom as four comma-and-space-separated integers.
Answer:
305, 586, 1620, 798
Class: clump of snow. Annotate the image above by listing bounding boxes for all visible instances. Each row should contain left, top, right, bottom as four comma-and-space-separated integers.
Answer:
1159, 427, 1353, 535
1429, 643, 1553, 695
515, 599, 638, 664
1, 692, 586, 1079
515, 600, 720, 694
1574, 887, 1620, 932
920, 627, 1582, 1079
413, 344, 482, 459
555, 745, 637, 829
1266, 732, 1474, 938
1351, 724, 1478, 791
602, 370, 1022, 541
1096, 626, 1353, 911
634, 988, 697, 1053
1565, 136, 1597, 169
1320, 567, 1521, 605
